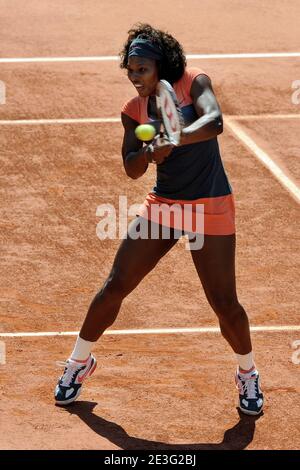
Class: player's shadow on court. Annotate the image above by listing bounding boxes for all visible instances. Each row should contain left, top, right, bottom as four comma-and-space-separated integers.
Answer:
62, 401, 263, 450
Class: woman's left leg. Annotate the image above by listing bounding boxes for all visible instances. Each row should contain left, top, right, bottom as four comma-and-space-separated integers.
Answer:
190, 233, 251, 355
189, 233, 264, 415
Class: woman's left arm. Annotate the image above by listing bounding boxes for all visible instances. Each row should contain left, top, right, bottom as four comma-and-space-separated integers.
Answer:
179, 74, 223, 145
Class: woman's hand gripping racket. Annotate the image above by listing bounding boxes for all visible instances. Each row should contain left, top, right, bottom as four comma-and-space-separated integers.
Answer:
155, 79, 184, 146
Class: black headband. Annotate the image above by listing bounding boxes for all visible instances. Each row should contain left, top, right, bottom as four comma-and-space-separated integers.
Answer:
128, 37, 163, 61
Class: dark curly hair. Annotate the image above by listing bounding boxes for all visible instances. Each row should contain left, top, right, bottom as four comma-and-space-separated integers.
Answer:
119, 23, 186, 84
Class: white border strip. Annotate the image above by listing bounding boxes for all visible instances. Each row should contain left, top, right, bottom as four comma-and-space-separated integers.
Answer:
188, 52, 300, 59
0, 52, 300, 64
227, 114, 300, 121
0, 56, 119, 64
224, 117, 300, 203
0, 117, 121, 125
1, 325, 300, 337
0, 114, 299, 126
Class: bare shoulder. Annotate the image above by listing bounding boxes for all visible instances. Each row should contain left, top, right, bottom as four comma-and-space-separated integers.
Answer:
191, 74, 213, 95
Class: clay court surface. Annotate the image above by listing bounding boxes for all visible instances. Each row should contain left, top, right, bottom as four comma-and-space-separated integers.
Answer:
0, 0, 299, 450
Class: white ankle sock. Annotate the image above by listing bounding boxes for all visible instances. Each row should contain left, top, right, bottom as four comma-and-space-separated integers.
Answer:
70, 336, 95, 361
236, 352, 255, 372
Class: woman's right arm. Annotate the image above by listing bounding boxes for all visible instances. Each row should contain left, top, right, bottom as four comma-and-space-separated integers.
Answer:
121, 113, 149, 179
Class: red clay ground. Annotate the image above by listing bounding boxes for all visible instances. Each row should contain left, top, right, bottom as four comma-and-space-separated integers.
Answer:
0, 0, 299, 450
0, 59, 299, 120
0, 333, 299, 450
0, 125, 299, 332
234, 119, 300, 185
1, 0, 299, 57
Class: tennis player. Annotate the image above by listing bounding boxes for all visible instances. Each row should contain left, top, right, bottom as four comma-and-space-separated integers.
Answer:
55, 24, 264, 415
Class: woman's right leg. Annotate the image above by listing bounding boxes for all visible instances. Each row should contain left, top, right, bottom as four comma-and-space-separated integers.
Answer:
55, 217, 179, 405
79, 217, 179, 341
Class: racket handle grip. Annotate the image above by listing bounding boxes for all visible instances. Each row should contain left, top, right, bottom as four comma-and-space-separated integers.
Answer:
158, 131, 165, 146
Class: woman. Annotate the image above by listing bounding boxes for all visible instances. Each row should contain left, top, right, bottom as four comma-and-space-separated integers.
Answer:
55, 24, 263, 416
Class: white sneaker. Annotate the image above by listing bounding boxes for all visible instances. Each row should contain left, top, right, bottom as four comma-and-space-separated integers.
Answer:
54, 354, 97, 406
235, 366, 264, 415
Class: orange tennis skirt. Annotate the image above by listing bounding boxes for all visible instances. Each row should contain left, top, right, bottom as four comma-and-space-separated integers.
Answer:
137, 192, 235, 235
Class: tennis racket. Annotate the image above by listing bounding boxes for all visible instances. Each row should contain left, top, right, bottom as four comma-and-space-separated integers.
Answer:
156, 79, 184, 145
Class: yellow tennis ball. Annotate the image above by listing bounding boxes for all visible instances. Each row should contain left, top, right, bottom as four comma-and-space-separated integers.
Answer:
135, 124, 156, 141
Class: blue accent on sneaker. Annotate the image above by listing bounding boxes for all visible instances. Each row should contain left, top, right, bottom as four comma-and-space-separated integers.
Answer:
235, 368, 264, 415
54, 354, 97, 406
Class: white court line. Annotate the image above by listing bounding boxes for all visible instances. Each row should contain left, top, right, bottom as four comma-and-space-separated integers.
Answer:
0, 117, 121, 125
226, 114, 300, 121
0, 114, 300, 126
0, 325, 300, 338
0, 52, 300, 63
224, 116, 300, 204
